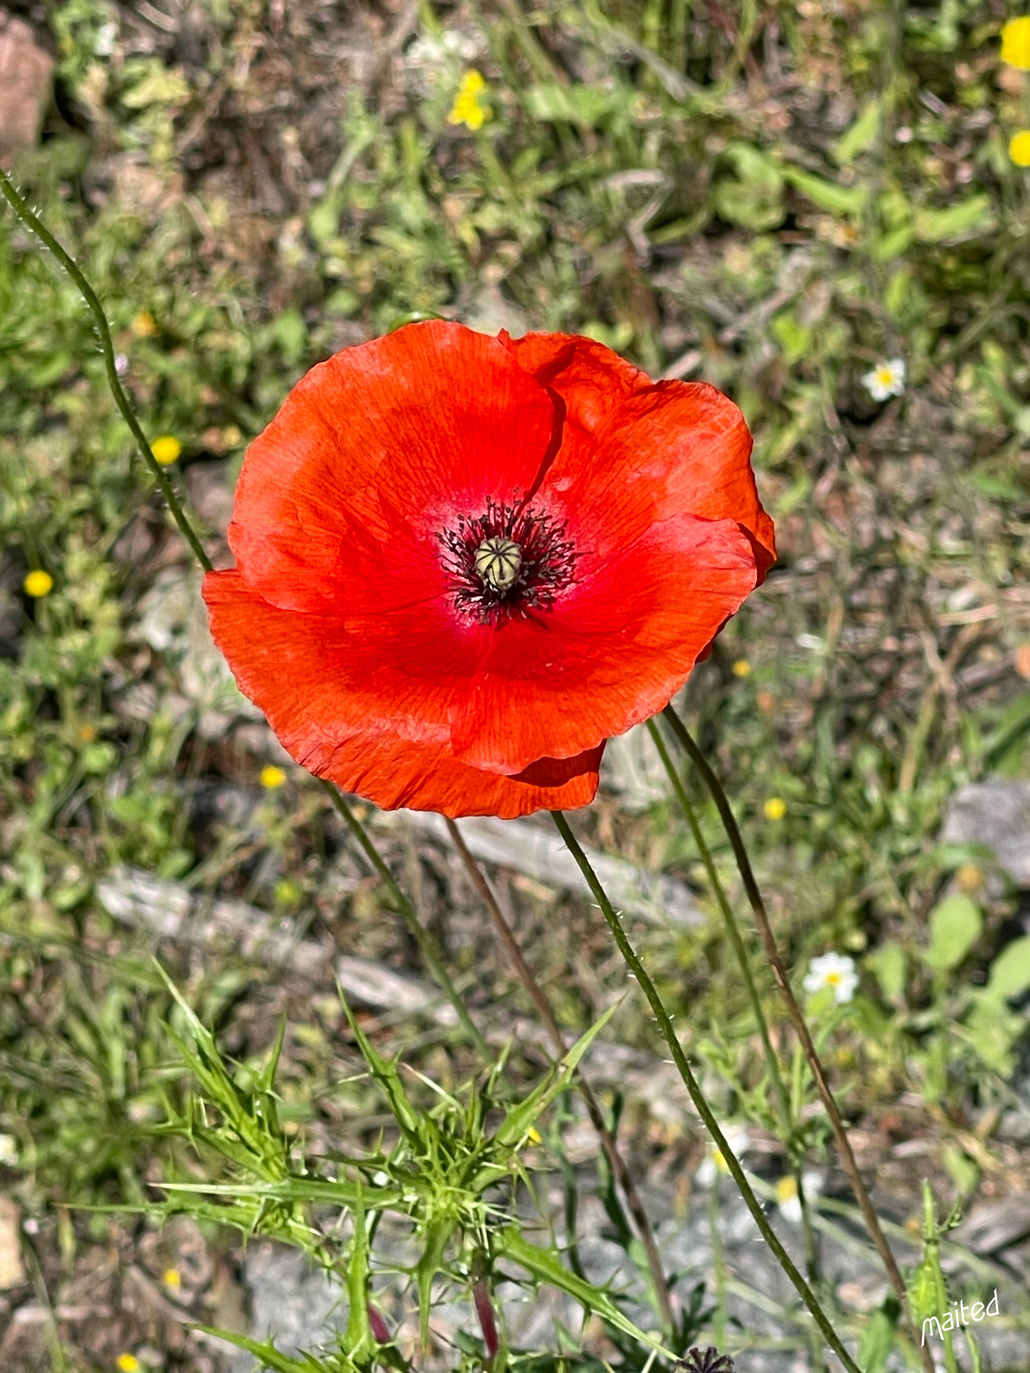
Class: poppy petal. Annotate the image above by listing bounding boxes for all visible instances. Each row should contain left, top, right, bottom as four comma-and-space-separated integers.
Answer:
202, 569, 603, 817
504, 331, 775, 574
448, 515, 759, 773
228, 321, 560, 615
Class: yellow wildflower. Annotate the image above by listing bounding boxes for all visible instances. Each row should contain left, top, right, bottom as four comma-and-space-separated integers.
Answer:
163, 1266, 182, 1291
23, 569, 54, 598
448, 70, 490, 130
956, 863, 983, 894
1010, 130, 1030, 165
131, 310, 157, 337
116, 1357, 141, 1373
1001, 16, 1030, 69
763, 796, 786, 821
260, 764, 287, 789
151, 435, 181, 464
731, 658, 751, 677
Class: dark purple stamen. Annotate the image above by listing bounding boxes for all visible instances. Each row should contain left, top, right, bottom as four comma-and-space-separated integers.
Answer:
438, 495, 579, 623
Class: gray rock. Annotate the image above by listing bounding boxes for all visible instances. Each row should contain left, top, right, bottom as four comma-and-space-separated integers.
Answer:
398, 811, 704, 929
940, 780, 1030, 886
227, 1243, 347, 1373
601, 723, 678, 813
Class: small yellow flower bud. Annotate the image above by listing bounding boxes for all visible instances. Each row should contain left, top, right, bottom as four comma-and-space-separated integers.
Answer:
151, 435, 182, 464
732, 658, 751, 677
116, 1356, 141, 1373
1010, 130, 1030, 166
260, 765, 287, 789
1001, 17, 1030, 70
448, 70, 490, 130
763, 796, 786, 821
23, 569, 54, 598
956, 863, 983, 894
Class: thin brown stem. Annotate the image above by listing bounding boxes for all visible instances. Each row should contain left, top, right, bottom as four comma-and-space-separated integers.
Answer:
444, 817, 675, 1332
322, 784, 490, 1061
661, 704, 932, 1373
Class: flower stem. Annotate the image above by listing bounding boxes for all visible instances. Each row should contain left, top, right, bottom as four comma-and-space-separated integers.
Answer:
646, 719, 821, 1286
444, 817, 675, 1332
660, 703, 932, 1373
549, 810, 862, 1373
0, 165, 213, 574
322, 784, 490, 1060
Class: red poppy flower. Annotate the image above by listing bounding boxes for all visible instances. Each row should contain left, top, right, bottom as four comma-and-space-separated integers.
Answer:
202, 321, 774, 818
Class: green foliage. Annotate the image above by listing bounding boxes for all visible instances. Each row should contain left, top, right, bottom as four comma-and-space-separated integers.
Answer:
3, 0, 1030, 1366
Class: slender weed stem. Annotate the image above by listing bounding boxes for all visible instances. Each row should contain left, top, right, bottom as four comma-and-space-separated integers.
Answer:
661, 703, 932, 1373
0, 166, 213, 573
321, 785, 490, 1060
550, 810, 862, 1373
646, 718, 822, 1288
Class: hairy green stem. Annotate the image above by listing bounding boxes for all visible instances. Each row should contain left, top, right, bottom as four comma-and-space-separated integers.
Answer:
646, 718, 821, 1287
549, 810, 862, 1373
322, 784, 490, 1059
0, 165, 213, 573
661, 703, 932, 1373
444, 816, 675, 1332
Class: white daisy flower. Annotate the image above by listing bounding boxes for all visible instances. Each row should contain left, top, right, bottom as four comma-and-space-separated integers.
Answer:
803, 952, 859, 1004
695, 1124, 751, 1187
775, 1170, 822, 1224
775, 1174, 803, 1224
861, 357, 906, 402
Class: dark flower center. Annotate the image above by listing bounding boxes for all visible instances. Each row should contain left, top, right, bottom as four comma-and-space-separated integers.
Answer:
438, 496, 578, 622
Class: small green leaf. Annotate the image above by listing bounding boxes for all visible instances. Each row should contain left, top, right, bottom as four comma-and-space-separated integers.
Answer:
865, 942, 907, 1003
835, 99, 882, 165
985, 934, 1030, 1000
870, 224, 914, 262
522, 83, 630, 126
856, 1306, 896, 1373
185, 1325, 330, 1373
924, 893, 982, 971
491, 1000, 620, 1153
121, 61, 191, 108
713, 144, 785, 230
496, 1228, 667, 1355
783, 166, 868, 216
770, 311, 812, 365
941, 1143, 979, 1197
913, 195, 996, 243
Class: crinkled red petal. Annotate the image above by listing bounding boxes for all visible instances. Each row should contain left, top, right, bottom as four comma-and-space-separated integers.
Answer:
502, 330, 776, 575
228, 321, 560, 615
202, 570, 603, 818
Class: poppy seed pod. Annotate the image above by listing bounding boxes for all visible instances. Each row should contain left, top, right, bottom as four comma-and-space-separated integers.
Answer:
203, 322, 774, 817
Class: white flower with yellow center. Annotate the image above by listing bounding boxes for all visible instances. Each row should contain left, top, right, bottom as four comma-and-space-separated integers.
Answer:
861, 357, 906, 402
774, 1170, 822, 1224
695, 1124, 752, 1188
803, 952, 858, 1004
